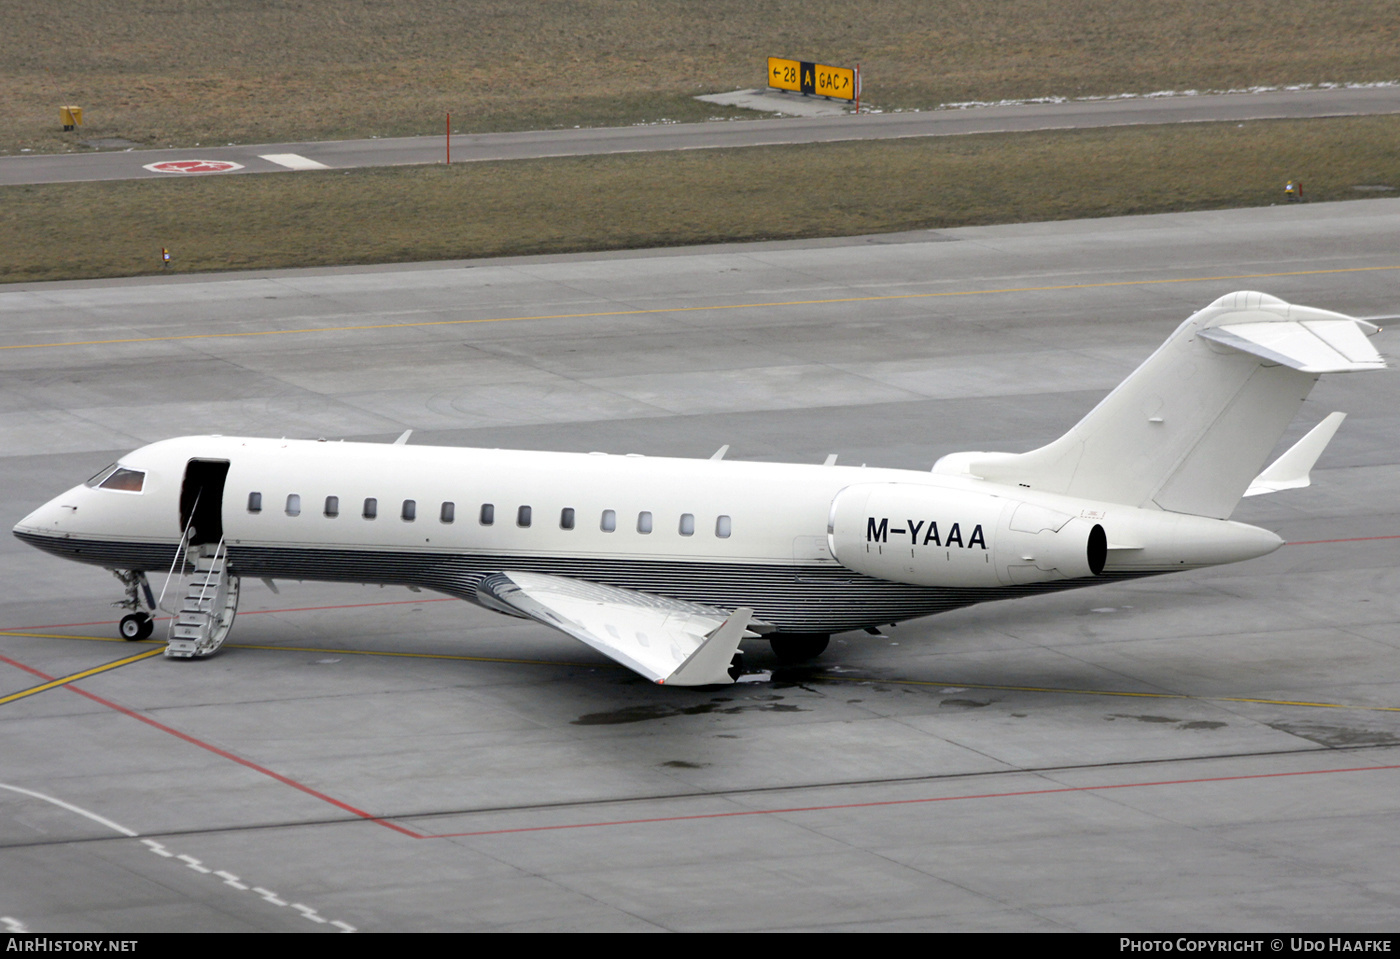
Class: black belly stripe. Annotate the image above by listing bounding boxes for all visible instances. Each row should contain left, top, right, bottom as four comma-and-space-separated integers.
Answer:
13, 531, 1155, 634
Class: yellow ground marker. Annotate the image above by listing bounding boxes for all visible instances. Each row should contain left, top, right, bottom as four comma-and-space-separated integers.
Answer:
3, 627, 1395, 714
0, 647, 164, 706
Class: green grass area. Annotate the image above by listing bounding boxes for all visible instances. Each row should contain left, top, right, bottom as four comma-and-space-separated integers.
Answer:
4, 116, 1397, 284
3, 1, 1397, 156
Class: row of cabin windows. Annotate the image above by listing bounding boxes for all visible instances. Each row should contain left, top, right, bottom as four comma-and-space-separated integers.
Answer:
247, 492, 732, 537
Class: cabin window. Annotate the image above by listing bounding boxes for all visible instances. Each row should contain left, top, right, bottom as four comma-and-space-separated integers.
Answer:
286, 494, 301, 517
97, 467, 145, 492
324, 496, 339, 518
560, 507, 575, 530
601, 509, 616, 532
517, 505, 532, 528
402, 500, 416, 522
679, 513, 695, 536
363, 497, 378, 519
480, 503, 494, 526
440, 501, 455, 524
637, 511, 653, 534
247, 492, 262, 513
715, 515, 732, 538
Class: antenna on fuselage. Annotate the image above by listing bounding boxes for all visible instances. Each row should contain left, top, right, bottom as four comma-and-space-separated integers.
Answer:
393, 430, 413, 446
710, 445, 729, 460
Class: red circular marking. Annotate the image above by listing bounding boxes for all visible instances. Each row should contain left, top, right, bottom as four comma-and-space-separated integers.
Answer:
144, 159, 244, 174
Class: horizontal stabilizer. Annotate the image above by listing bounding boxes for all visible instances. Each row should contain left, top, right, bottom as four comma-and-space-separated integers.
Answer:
1244, 412, 1346, 497
1198, 319, 1384, 373
476, 571, 761, 685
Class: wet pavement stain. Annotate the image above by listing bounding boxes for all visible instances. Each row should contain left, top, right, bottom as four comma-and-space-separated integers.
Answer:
1106, 714, 1227, 730
661, 760, 710, 769
573, 699, 807, 725
940, 698, 991, 709
1269, 722, 1400, 747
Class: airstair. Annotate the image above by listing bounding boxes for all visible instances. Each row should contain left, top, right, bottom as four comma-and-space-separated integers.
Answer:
164, 539, 240, 659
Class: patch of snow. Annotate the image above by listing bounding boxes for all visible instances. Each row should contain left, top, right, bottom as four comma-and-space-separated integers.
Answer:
938, 79, 1398, 111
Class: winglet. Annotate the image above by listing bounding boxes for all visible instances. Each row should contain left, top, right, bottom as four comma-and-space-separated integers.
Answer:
1245, 412, 1346, 497
665, 608, 753, 686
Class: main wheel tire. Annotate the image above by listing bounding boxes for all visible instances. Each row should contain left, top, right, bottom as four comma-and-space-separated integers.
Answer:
769, 634, 830, 663
119, 612, 152, 641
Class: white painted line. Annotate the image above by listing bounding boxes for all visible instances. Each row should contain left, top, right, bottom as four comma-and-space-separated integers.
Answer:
253, 886, 288, 907
178, 853, 211, 874
0, 782, 137, 837
292, 903, 329, 923
141, 838, 174, 857
1, 782, 356, 930
215, 870, 249, 890
259, 153, 330, 171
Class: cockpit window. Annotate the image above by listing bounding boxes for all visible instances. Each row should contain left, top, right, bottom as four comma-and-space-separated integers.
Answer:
97, 468, 145, 493
84, 464, 118, 488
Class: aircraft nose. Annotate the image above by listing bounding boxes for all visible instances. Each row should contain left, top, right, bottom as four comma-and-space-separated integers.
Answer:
12, 490, 80, 536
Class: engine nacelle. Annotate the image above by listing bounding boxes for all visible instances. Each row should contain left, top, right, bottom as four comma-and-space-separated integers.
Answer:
827, 483, 1106, 588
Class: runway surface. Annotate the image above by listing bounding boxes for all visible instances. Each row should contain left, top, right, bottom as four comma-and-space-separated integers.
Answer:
1, 198, 1398, 931
3, 85, 1399, 185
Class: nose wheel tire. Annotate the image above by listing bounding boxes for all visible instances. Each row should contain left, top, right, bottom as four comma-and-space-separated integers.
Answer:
119, 612, 154, 641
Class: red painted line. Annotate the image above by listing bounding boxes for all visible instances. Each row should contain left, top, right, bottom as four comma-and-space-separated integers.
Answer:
1285, 534, 1400, 546
0, 650, 425, 839
422, 762, 1400, 839
5, 652, 1397, 844
1, 596, 458, 633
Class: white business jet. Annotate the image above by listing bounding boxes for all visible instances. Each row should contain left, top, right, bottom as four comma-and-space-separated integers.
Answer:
13, 292, 1386, 685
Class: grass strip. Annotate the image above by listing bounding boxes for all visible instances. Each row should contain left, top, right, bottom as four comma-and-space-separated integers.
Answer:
5, 1, 1398, 155
3, 116, 1398, 284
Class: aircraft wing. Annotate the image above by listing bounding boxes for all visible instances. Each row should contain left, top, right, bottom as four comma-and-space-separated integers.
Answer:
475, 570, 760, 685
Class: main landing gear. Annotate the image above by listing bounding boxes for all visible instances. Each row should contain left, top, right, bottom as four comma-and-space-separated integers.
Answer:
768, 633, 830, 663
111, 569, 157, 641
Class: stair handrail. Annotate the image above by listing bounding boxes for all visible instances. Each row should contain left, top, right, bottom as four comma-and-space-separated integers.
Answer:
191, 536, 226, 615
156, 491, 200, 615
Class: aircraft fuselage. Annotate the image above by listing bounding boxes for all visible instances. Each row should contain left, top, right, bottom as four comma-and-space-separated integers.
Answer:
13, 434, 1281, 636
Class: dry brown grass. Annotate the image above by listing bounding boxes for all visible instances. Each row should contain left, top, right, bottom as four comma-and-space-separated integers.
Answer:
4, 115, 1396, 284
3, 1, 1397, 156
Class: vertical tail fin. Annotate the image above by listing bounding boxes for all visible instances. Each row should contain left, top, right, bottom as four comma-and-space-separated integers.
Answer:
935, 292, 1386, 518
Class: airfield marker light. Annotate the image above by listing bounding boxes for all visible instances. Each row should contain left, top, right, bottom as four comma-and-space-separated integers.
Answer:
446, 112, 451, 166
162, 247, 170, 268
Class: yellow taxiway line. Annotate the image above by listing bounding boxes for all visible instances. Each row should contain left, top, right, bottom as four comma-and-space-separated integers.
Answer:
0, 647, 164, 706
2, 264, 1396, 352
3, 628, 1396, 714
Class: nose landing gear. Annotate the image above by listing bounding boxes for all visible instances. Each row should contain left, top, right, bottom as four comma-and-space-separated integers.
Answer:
110, 569, 157, 641
119, 611, 154, 641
